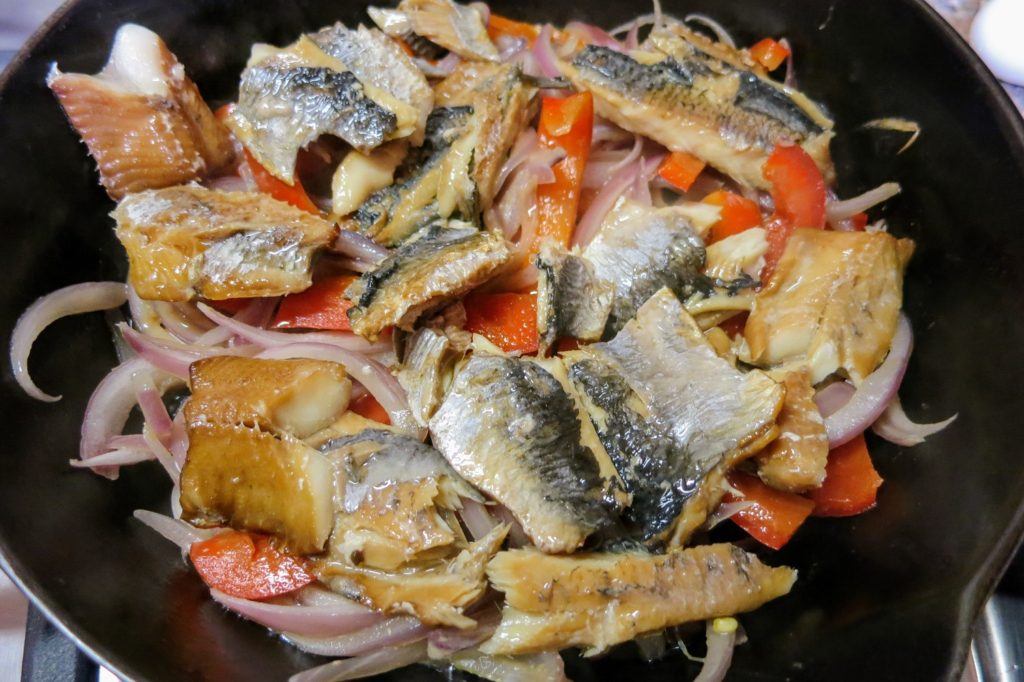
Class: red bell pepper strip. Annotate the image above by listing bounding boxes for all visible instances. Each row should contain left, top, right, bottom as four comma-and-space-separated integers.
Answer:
724, 471, 815, 550
463, 292, 539, 354
760, 144, 827, 280
532, 92, 594, 250
350, 393, 392, 425
657, 151, 707, 192
271, 275, 358, 331
749, 38, 791, 71
189, 530, 315, 600
702, 190, 763, 244
487, 13, 541, 46
718, 311, 749, 339
809, 434, 883, 517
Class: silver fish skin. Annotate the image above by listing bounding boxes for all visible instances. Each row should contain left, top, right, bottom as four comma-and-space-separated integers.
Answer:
345, 220, 510, 340
564, 289, 783, 546
563, 25, 834, 189
370, 0, 499, 62
583, 198, 713, 335
429, 354, 614, 554
535, 239, 613, 354
398, 327, 468, 427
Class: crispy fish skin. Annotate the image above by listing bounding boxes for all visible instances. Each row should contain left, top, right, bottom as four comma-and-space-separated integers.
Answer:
743, 229, 915, 385
535, 240, 613, 354
429, 354, 614, 554
566, 289, 783, 546
756, 369, 830, 493
482, 543, 796, 655
228, 36, 416, 184
583, 198, 713, 335
47, 24, 235, 200
345, 222, 510, 340
319, 523, 508, 628
112, 185, 335, 301
563, 27, 834, 189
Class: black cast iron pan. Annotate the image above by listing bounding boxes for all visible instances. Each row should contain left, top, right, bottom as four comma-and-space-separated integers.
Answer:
1, 0, 1022, 679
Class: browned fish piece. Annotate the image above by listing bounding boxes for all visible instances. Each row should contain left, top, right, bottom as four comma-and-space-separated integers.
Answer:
180, 423, 334, 554
186, 357, 351, 439
112, 185, 335, 301
345, 221, 510, 340
743, 229, 915, 384
47, 24, 235, 199
320, 524, 508, 628
369, 0, 499, 62
482, 543, 796, 655
435, 62, 536, 210
755, 369, 830, 493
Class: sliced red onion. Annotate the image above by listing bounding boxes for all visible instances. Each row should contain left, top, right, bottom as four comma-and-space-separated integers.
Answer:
871, 395, 957, 446
210, 589, 382, 637
70, 446, 154, 469
591, 119, 634, 145
168, 411, 189, 470
458, 497, 500, 541
127, 285, 177, 343
152, 301, 216, 344
705, 500, 756, 530
79, 357, 153, 478
285, 616, 428, 658
415, 52, 461, 78
133, 372, 174, 446
132, 509, 224, 552
427, 607, 500, 655
494, 165, 544, 238
780, 38, 797, 88
572, 159, 642, 248
333, 257, 381, 274
530, 24, 561, 78
584, 136, 642, 189
11, 281, 128, 401
143, 427, 181, 482
204, 174, 250, 193
468, 1, 490, 24
813, 380, 856, 418
826, 182, 901, 226
684, 13, 737, 47
623, 21, 641, 51
492, 505, 530, 548
255, 342, 418, 436
120, 324, 258, 379
289, 640, 428, 682
563, 21, 624, 51
197, 303, 387, 354
823, 314, 913, 447
693, 620, 737, 682
497, 33, 528, 62
332, 230, 388, 264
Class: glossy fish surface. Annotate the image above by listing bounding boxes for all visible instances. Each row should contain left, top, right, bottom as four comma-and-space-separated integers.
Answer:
112, 185, 335, 301
535, 239, 613, 354
565, 289, 783, 546
345, 221, 510, 339
429, 354, 614, 554
563, 25, 834, 189
47, 24, 235, 199
369, 0, 499, 62
482, 543, 797, 655
397, 327, 468, 427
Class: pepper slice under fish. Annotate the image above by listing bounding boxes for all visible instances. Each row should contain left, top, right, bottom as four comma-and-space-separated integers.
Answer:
562, 25, 834, 189
227, 33, 425, 184
345, 220, 510, 340
563, 289, 783, 546
429, 353, 615, 554
482, 543, 796, 655
47, 23, 235, 199
112, 185, 336, 301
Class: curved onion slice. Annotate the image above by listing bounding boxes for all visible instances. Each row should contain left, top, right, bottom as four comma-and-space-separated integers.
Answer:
284, 616, 428, 658
563, 21, 624, 51
572, 159, 642, 248
70, 446, 154, 469
210, 589, 382, 637
531, 24, 561, 78
823, 314, 913, 447
693, 621, 737, 682
196, 302, 388, 353
256, 342, 419, 436
812, 381, 856, 418
458, 497, 499, 541
332, 230, 388, 264
133, 509, 224, 551
826, 182, 901, 225
10, 281, 128, 401
120, 323, 259, 379
290, 640, 428, 682
871, 395, 957, 446
79, 358, 155, 476
705, 500, 756, 530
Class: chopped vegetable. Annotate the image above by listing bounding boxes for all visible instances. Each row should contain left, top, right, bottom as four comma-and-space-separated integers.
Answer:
533, 92, 594, 249
749, 37, 791, 71
349, 393, 392, 425
463, 292, 539, 354
724, 471, 815, 550
242, 147, 320, 214
487, 13, 541, 46
761, 144, 827, 280
272, 275, 358, 331
189, 530, 315, 600
703, 190, 763, 244
657, 151, 707, 192
809, 433, 883, 517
